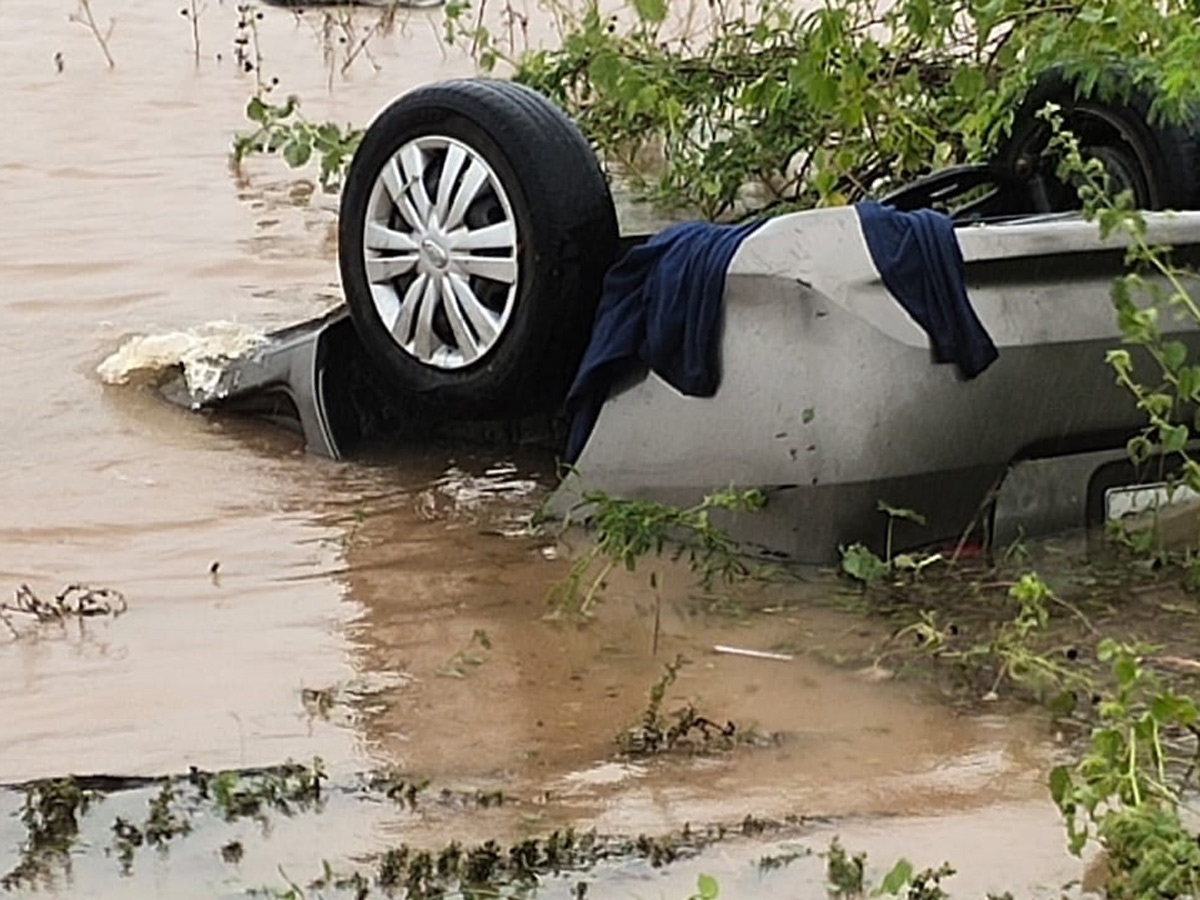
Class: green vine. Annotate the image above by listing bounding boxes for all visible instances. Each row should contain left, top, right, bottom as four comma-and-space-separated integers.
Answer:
1043, 103, 1200, 562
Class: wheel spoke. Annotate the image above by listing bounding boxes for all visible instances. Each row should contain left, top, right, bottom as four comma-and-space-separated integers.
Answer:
370, 284, 401, 332
393, 273, 427, 344
381, 157, 423, 231
452, 254, 517, 284
439, 276, 481, 362
412, 275, 441, 360
448, 272, 500, 345
366, 222, 419, 252
448, 220, 516, 252
444, 159, 488, 231
434, 144, 468, 225
398, 143, 433, 223
366, 254, 419, 283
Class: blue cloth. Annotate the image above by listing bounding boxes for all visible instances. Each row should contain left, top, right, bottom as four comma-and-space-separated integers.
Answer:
564, 204, 998, 463
855, 202, 998, 379
564, 219, 766, 462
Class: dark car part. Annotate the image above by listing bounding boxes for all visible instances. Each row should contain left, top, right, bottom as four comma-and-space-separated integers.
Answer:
337, 78, 619, 418
993, 69, 1200, 213
884, 70, 1200, 221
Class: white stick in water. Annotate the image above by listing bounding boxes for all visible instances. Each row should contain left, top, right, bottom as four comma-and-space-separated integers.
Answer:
713, 645, 794, 662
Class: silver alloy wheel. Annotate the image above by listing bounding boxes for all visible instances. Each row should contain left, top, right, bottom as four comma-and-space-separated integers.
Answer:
362, 135, 520, 370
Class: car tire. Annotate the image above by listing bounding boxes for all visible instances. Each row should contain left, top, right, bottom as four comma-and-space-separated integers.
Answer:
338, 79, 619, 417
993, 69, 1200, 212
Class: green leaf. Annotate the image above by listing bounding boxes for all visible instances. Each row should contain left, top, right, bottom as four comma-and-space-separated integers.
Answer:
283, 139, 313, 169
1162, 340, 1189, 372
1097, 638, 1118, 662
1049, 765, 1072, 806
950, 67, 985, 100
1048, 690, 1078, 717
246, 97, 269, 124
1161, 423, 1189, 454
904, 0, 932, 36
697, 873, 719, 900
1106, 348, 1133, 375
587, 52, 623, 94
874, 859, 913, 896
1151, 693, 1179, 724
805, 73, 838, 109
802, 407, 815, 424
631, 0, 667, 24
840, 543, 889, 584
1113, 655, 1138, 688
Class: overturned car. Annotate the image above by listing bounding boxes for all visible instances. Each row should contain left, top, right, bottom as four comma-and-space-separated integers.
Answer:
182, 74, 1200, 563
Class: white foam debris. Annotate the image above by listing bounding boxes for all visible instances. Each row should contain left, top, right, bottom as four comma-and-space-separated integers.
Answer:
97, 321, 267, 395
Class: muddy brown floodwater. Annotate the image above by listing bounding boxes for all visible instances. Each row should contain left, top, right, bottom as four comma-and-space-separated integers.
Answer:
0, 2, 1090, 897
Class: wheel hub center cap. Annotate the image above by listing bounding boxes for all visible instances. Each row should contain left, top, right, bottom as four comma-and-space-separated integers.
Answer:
421, 237, 449, 270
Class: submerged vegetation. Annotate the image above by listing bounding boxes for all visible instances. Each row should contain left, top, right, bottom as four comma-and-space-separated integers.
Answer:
0, 779, 96, 891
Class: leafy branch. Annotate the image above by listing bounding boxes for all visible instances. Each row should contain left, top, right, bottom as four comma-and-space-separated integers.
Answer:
549, 487, 766, 618
231, 95, 364, 192
1050, 639, 1200, 899
437, 0, 1200, 218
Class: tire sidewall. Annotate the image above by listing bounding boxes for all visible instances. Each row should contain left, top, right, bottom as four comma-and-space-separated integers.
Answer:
339, 98, 557, 415
997, 71, 1192, 211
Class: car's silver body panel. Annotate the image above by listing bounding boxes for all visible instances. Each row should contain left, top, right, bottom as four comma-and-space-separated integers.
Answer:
550, 208, 1200, 561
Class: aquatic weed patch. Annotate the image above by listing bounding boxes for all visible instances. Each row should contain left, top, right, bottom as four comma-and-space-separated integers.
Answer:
251, 815, 819, 899
0, 778, 98, 891
0, 760, 327, 887
616, 655, 743, 756
1, 760, 836, 897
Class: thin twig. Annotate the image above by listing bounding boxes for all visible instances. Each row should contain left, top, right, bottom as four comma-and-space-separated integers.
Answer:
188, 0, 204, 65
341, 15, 385, 75
70, 0, 116, 69
1047, 594, 1100, 636
652, 591, 662, 656
951, 473, 1006, 564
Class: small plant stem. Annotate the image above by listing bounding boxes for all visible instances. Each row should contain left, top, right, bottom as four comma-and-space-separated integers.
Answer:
581, 560, 614, 615
652, 590, 662, 656
1152, 718, 1167, 788
73, 0, 116, 69
341, 17, 384, 76
470, 0, 490, 57
1129, 728, 1141, 807
1046, 594, 1099, 636
885, 516, 894, 565
189, 0, 202, 64
988, 665, 1007, 696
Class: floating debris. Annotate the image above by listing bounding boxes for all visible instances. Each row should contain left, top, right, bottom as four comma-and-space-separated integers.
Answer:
713, 645, 794, 662
96, 321, 266, 397
1, 583, 126, 635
